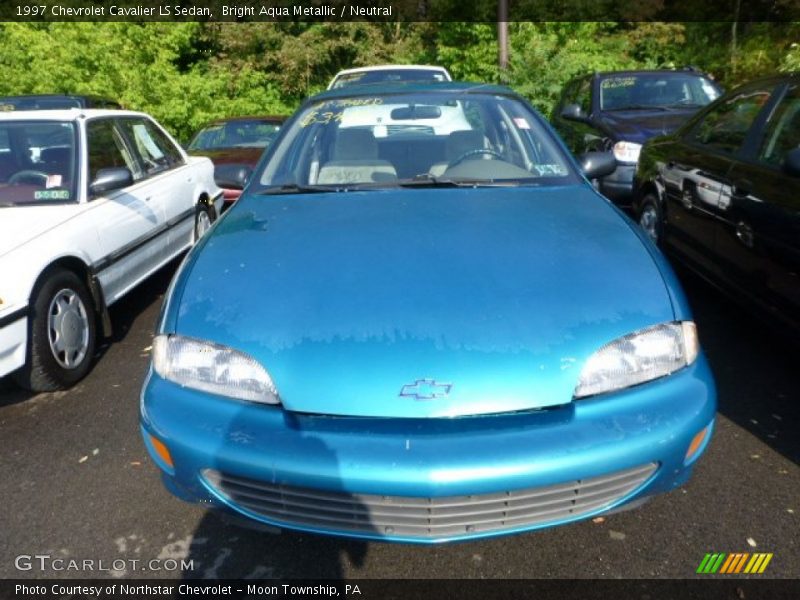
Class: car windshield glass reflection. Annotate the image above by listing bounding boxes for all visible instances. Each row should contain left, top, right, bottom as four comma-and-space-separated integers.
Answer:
0, 121, 78, 207
332, 70, 448, 89
600, 74, 720, 111
188, 120, 282, 151
256, 91, 577, 191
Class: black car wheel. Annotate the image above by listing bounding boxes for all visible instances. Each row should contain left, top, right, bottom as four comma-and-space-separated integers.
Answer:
638, 194, 663, 246
15, 268, 97, 392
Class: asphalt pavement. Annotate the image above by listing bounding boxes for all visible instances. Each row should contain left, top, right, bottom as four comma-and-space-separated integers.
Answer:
1, 257, 798, 581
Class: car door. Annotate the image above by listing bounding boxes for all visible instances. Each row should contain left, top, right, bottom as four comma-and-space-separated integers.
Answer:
116, 117, 196, 256
552, 76, 601, 154
720, 82, 800, 319
661, 83, 775, 277
84, 117, 160, 304
85, 117, 175, 305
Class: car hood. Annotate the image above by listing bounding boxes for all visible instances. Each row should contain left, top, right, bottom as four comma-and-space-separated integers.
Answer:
0, 204, 82, 258
190, 147, 263, 166
599, 109, 698, 144
172, 186, 675, 418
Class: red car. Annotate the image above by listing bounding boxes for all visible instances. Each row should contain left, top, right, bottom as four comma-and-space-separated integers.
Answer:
187, 116, 285, 207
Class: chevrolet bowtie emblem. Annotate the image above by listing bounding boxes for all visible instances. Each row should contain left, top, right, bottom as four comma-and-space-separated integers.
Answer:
399, 379, 452, 400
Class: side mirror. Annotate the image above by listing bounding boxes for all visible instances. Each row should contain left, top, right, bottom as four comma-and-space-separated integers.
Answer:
89, 167, 133, 196
214, 164, 251, 191
782, 147, 800, 177
579, 152, 617, 180
561, 103, 587, 122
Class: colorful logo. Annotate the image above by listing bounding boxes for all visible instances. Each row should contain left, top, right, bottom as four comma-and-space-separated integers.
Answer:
697, 553, 773, 574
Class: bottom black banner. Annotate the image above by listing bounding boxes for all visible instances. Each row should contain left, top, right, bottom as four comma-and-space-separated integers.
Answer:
2, 579, 799, 600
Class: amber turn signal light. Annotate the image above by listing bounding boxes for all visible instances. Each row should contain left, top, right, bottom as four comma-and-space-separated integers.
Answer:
149, 434, 174, 468
685, 426, 709, 463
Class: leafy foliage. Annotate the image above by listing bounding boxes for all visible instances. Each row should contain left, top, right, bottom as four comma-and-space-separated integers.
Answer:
0, 21, 795, 139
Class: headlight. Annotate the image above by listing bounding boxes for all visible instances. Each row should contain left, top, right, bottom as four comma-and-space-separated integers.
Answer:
574, 321, 699, 398
612, 141, 642, 164
152, 334, 280, 404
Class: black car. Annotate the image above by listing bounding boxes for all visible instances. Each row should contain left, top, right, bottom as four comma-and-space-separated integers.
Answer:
634, 74, 800, 331
552, 69, 721, 206
0, 94, 121, 110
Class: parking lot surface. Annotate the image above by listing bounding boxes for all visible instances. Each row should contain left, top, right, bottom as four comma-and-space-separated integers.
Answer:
1, 258, 798, 580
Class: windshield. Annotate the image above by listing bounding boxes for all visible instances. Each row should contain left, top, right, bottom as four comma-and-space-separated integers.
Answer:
188, 119, 282, 151
0, 120, 78, 207
332, 69, 449, 89
256, 91, 577, 191
599, 73, 721, 110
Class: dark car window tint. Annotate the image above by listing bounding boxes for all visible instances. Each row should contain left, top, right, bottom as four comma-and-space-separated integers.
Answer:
556, 81, 577, 113
575, 78, 592, 114
758, 86, 800, 167
600, 74, 719, 110
690, 89, 772, 155
188, 120, 281, 151
87, 119, 141, 185
118, 118, 183, 176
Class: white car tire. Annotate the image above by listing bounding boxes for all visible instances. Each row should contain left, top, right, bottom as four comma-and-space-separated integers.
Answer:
194, 203, 214, 243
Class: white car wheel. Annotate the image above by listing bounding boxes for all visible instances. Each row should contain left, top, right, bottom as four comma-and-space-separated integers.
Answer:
194, 204, 212, 242
15, 269, 97, 391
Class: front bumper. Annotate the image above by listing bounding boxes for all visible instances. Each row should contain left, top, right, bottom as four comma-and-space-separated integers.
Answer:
600, 164, 636, 206
0, 309, 27, 379
140, 356, 716, 543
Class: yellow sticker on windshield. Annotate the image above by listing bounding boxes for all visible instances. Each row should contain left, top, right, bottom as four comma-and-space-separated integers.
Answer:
300, 110, 344, 127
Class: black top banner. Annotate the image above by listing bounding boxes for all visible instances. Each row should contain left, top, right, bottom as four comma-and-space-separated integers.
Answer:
3, 0, 800, 22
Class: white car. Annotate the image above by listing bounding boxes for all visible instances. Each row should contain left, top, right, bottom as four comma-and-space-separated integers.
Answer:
327, 65, 451, 89
0, 109, 223, 391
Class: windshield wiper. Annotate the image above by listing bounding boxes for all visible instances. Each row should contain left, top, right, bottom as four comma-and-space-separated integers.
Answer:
256, 183, 342, 195
398, 174, 521, 188
606, 104, 673, 112
663, 102, 703, 109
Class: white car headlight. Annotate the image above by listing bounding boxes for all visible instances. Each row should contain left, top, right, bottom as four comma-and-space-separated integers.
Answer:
574, 321, 699, 399
152, 334, 280, 404
612, 141, 642, 164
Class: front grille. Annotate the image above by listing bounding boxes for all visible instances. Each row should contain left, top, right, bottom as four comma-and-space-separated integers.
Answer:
202, 462, 657, 540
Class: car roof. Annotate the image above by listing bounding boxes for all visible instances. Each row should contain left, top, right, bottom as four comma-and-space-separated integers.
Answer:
592, 69, 715, 78
203, 115, 286, 126
717, 73, 799, 94
334, 65, 450, 76
0, 108, 153, 121
0, 94, 122, 109
0, 93, 116, 100
311, 81, 516, 102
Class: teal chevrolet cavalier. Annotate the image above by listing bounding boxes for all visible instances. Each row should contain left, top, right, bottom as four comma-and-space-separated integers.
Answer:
140, 83, 716, 543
